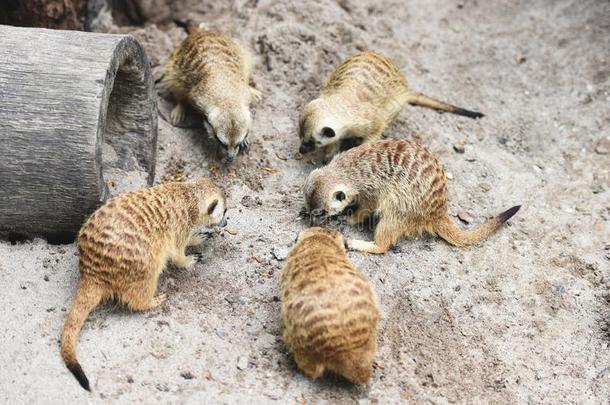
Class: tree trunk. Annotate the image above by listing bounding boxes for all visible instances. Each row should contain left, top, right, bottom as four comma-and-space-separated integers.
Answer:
0, 25, 158, 243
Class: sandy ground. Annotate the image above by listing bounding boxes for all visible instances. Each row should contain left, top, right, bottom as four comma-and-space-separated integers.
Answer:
1, 0, 609, 403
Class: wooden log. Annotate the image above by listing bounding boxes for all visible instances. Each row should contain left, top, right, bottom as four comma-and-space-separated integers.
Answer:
0, 25, 157, 243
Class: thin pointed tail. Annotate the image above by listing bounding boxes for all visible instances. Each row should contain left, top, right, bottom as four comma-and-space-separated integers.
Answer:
434, 205, 521, 247
61, 279, 103, 391
406, 92, 484, 119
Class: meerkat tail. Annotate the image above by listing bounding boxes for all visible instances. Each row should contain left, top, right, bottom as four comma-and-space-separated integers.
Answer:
434, 205, 521, 246
405, 92, 484, 119
61, 279, 104, 391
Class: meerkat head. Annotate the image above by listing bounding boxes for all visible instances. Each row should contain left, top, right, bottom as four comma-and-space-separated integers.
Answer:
205, 105, 252, 161
303, 169, 358, 225
298, 98, 349, 154
296, 227, 347, 251
191, 178, 228, 227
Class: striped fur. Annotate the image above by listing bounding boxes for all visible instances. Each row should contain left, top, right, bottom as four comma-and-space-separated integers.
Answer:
61, 179, 227, 390
281, 227, 379, 384
165, 27, 260, 159
299, 51, 483, 162
304, 139, 520, 253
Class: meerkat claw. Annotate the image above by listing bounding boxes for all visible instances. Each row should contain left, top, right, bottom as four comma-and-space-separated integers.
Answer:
188, 234, 205, 246
250, 87, 262, 103
170, 102, 186, 125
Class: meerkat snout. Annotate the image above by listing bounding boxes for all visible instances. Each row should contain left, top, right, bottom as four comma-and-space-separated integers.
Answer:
206, 106, 252, 161
304, 172, 357, 225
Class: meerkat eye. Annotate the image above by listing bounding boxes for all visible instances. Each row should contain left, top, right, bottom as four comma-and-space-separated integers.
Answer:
321, 127, 335, 138
207, 200, 218, 215
334, 191, 346, 202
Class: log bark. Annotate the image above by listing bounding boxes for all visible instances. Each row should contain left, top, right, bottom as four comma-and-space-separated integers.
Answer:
0, 25, 157, 243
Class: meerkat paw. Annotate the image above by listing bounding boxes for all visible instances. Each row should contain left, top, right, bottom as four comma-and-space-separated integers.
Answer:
188, 234, 205, 246
170, 102, 186, 125
173, 254, 197, 268
250, 87, 262, 103
347, 239, 387, 254
151, 293, 167, 307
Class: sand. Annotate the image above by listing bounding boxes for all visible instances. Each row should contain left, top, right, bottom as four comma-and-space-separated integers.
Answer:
1, 0, 609, 403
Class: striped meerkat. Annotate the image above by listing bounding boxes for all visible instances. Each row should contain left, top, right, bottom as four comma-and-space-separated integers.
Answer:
60, 178, 227, 391
164, 23, 261, 160
304, 139, 520, 253
299, 51, 483, 162
281, 227, 380, 384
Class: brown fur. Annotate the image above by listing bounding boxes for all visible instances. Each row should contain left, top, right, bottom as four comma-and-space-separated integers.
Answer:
298, 51, 483, 162
281, 227, 379, 384
164, 25, 261, 160
60, 178, 227, 390
303, 139, 520, 254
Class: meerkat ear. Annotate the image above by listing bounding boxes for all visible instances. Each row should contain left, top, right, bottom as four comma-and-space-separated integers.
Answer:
321, 127, 335, 138
207, 199, 218, 215
334, 191, 346, 201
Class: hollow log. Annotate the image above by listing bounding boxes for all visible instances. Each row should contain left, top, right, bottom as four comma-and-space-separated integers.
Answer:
0, 25, 158, 243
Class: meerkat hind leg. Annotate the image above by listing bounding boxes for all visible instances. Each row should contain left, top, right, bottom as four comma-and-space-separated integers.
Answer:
348, 217, 404, 254
122, 274, 166, 311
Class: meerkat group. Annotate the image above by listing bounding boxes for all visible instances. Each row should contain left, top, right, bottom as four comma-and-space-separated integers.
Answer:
59, 21, 521, 390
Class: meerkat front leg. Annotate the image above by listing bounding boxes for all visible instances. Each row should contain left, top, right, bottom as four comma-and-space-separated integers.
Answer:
348, 217, 403, 254
169, 243, 201, 268
322, 143, 341, 164
249, 87, 262, 103
170, 101, 187, 125
188, 232, 205, 246
347, 207, 371, 226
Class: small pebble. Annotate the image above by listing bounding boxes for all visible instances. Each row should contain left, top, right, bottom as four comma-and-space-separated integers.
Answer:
480, 183, 491, 192
453, 143, 465, 153
445, 172, 454, 180
457, 211, 473, 224
155, 383, 169, 392
126, 375, 134, 383
43, 275, 50, 282
271, 247, 289, 261
180, 371, 195, 380
595, 140, 609, 155
237, 355, 249, 370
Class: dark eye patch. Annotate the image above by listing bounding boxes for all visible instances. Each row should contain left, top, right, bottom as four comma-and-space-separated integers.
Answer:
207, 199, 218, 215
321, 127, 335, 138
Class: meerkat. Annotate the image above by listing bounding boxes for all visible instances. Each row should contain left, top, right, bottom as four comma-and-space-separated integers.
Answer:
281, 227, 380, 384
60, 178, 227, 391
303, 139, 520, 254
299, 51, 483, 162
164, 22, 261, 160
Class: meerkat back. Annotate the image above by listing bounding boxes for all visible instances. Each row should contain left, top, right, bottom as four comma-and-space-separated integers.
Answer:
281, 227, 379, 384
